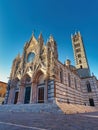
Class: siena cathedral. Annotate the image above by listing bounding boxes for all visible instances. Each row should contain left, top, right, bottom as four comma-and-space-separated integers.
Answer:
4, 31, 98, 106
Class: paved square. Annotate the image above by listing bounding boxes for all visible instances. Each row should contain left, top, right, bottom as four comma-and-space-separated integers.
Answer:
0, 112, 98, 130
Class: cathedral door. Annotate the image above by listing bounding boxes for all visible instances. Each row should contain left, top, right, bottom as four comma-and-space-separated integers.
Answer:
24, 86, 31, 104
38, 87, 44, 103
14, 92, 19, 104
89, 98, 95, 106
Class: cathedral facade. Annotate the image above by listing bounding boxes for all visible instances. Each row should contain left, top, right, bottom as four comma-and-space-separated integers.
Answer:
4, 32, 98, 106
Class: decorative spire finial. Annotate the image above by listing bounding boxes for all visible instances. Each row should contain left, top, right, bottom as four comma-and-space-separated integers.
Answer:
49, 34, 54, 42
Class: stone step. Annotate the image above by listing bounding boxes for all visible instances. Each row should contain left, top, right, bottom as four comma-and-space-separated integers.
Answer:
0, 102, 98, 114
0, 103, 63, 114
56, 101, 98, 114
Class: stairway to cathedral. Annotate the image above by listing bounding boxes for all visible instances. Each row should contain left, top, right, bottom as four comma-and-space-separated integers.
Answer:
56, 101, 98, 114
0, 102, 98, 114
0, 103, 63, 113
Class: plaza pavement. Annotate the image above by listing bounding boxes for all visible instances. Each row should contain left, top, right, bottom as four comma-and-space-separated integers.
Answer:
0, 112, 98, 130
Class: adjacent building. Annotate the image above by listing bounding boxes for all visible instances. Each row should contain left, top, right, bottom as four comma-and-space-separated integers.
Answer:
4, 32, 98, 106
0, 81, 7, 104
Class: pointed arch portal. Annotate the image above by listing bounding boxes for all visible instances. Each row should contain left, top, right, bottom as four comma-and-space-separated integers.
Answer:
33, 70, 46, 103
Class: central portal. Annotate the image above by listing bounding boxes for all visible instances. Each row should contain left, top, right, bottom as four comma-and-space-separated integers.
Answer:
38, 87, 44, 103
24, 86, 31, 104
33, 70, 45, 103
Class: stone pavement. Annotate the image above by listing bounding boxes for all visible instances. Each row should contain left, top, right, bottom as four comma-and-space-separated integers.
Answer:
0, 112, 98, 130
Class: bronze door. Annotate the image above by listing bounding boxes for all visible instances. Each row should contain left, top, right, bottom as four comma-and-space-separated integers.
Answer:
24, 87, 31, 104
38, 87, 44, 103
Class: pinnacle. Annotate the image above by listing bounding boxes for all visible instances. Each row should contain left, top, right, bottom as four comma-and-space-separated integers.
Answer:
17, 53, 20, 58
38, 32, 44, 43
38, 32, 43, 39
49, 34, 54, 42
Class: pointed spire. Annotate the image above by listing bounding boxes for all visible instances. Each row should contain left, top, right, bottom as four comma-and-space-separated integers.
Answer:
38, 32, 44, 43
32, 32, 34, 37
78, 31, 81, 36
16, 53, 21, 59
32, 29, 36, 37
75, 31, 77, 35
31, 30, 35, 38
38, 32, 43, 40
49, 34, 55, 42
29, 31, 36, 43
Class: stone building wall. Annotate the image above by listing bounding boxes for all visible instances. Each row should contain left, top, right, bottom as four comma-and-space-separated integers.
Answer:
0, 81, 7, 104
54, 61, 84, 105
81, 76, 98, 106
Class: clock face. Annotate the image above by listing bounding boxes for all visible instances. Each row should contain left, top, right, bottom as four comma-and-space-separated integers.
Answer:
27, 52, 35, 63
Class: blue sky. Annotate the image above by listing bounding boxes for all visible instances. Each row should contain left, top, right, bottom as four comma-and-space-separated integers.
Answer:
0, 0, 98, 82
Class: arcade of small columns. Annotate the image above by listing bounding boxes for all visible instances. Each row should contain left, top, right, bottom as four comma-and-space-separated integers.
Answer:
8, 70, 49, 104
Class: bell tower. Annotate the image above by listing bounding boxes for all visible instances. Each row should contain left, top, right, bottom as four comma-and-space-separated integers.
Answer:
71, 31, 90, 77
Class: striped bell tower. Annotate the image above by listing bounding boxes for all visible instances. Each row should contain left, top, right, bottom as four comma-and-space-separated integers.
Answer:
71, 31, 90, 77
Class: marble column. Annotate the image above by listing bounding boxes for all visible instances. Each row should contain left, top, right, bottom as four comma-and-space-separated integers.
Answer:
31, 82, 37, 103
44, 79, 48, 103
34, 84, 37, 103
17, 84, 25, 104
8, 87, 15, 104
30, 82, 33, 104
